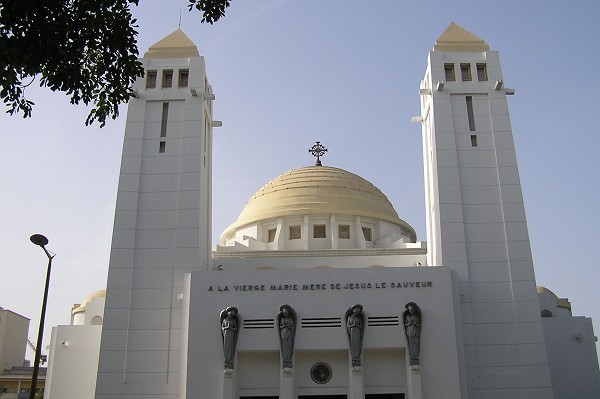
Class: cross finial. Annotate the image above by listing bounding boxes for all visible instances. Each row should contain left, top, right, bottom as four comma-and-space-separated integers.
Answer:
178, 9, 182, 29
308, 141, 328, 166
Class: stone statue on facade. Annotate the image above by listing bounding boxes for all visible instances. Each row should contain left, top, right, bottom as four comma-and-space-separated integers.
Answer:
402, 302, 421, 368
277, 304, 297, 370
220, 306, 240, 370
345, 304, 365, 369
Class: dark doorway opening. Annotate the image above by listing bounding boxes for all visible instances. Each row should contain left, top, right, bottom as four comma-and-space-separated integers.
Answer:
299, 396, 347, 399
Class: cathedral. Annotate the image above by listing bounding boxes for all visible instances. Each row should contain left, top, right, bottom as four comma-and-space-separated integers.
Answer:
43, 23, 600, 399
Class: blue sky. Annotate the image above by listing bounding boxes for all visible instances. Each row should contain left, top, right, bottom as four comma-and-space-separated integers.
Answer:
1, 0, 599, 360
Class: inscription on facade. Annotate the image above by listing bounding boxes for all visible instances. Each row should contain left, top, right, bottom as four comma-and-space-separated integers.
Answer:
207, 281, 433, 292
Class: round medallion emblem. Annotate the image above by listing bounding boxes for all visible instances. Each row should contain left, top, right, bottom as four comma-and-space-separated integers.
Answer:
310, 362, 332, 384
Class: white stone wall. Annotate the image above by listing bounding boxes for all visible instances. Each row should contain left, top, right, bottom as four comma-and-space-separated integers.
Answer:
542, 316, 600, 399
96, 51, 213, 399
83, 297, 105, 326
44, 296, 104, 399
44, 324, 102, 399
221, 214, 414, 252
537, 289, 600, 398
185, 266, 462, 399
420, 45, 553, 398
215, 250, 427, 271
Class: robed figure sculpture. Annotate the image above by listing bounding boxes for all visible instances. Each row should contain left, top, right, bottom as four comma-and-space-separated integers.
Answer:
277, 304, 297, 370
220, 306, 240, 370
345, 304, 365, 368
402, 302, 421, 367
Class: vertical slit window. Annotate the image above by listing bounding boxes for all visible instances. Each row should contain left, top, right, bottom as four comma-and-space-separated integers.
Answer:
159, 141, 166, 153
267, 229, 276, 242
461, 64, 471, 81
476, 64, 487, 81
162, 70, 173, 88
160, 103, 169, 137
178, 69, 189, 88
471, 135, 478, 147
146, 70, 157, 88
444, 64, 455, 81
466, 96, 476, 131
204, 114, 209, 151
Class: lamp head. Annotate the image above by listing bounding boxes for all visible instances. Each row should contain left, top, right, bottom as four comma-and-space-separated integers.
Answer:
30, 234, 49, 247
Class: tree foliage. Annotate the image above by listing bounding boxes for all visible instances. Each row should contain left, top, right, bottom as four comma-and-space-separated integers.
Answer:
0, 0, 231, 126
188, 0, 231, 24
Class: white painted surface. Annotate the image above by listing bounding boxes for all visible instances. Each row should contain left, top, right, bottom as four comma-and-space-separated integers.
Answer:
419, 27, 555, 398
44, 295, 104, 399
44, 325, 101, 399
95, 32, 214, 399
186, 267, 461, 399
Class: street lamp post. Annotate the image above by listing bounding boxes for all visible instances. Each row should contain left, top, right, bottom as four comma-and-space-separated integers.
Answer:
29, 234, 55, 399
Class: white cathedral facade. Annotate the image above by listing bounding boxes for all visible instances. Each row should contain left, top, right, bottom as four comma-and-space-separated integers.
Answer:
44, 24, 600, 399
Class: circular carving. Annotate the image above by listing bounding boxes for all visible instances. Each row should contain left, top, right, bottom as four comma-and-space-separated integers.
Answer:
310, 362, 332, 384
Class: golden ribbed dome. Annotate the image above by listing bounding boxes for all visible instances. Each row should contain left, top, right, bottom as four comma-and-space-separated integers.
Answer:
221, 165, 415, 242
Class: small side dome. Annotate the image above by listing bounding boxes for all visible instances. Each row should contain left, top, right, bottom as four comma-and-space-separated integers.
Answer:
537, 286, 572, 316
71, 290, 106, 316
71, 290, 106, 326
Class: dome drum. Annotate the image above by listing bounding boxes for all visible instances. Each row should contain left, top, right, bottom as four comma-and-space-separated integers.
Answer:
219, 166, 417, 251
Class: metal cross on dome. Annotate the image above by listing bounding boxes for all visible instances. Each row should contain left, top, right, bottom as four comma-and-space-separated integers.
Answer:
309, 141, 328, 166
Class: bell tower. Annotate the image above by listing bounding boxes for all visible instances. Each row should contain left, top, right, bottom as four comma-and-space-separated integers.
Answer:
95, 29, 216, 399
418, 23, 554, 398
